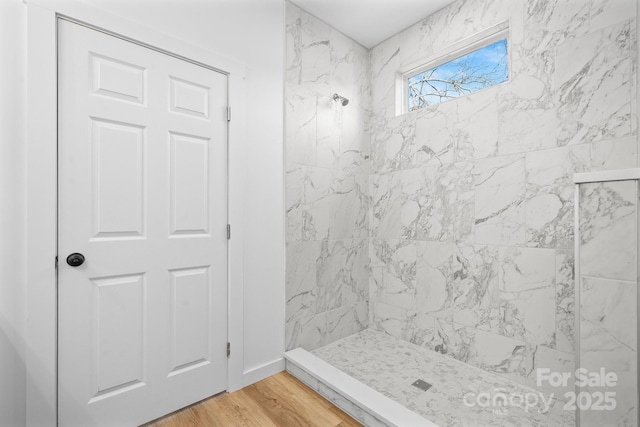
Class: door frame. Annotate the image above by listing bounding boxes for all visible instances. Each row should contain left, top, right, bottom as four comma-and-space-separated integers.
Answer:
26, 1, 247, 425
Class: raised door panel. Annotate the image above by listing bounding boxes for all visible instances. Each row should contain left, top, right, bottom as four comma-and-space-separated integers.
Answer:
90, 273, 146, 402
170, 77, 209, 118
91, 119, 146, 239
169, 267, 211, 376
169, 132, 209, 236
91, 53, 146, 104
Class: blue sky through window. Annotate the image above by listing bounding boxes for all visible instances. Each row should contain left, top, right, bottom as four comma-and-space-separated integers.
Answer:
408, 38, 508, 110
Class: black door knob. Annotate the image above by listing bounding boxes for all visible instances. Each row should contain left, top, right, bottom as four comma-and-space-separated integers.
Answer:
66, 253, 85, 267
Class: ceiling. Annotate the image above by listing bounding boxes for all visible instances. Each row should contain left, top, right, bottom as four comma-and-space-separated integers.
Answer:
289, 0, 455, 48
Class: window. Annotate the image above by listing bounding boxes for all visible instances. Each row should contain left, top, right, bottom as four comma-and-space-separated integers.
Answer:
402, 25, 509, 112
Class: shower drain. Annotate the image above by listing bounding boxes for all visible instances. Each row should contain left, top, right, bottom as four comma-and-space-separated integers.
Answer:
411, 379, 432, 392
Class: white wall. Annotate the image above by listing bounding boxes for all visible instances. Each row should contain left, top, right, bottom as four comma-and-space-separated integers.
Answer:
16, 1, 284, 420
76, 0, 286, 380
0, 0, 27, 425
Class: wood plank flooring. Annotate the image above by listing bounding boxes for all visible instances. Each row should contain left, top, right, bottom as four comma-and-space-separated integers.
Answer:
143, 371, 362, 427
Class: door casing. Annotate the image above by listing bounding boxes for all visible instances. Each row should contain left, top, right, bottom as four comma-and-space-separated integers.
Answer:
26, 2, 247, 425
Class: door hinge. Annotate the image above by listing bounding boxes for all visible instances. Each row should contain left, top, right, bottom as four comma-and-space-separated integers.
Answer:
227, 342, 231, 357
227, 224, 231, 240
227, 106, 231, 122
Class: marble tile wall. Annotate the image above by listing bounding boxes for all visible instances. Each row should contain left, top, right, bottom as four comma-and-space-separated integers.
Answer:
285, 2, 371, 351
578, 180, 637, 426
286, 0, 639, 413
369, 0, 637, 394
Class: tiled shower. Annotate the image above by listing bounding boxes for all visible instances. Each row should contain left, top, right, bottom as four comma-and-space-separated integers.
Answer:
284, 0, 638, 425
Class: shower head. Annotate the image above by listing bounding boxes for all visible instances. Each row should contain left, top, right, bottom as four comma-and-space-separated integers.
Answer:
332, 93, 349, 106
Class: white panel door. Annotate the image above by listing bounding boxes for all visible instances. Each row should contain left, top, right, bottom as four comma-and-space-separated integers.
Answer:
57, 19, 228, 427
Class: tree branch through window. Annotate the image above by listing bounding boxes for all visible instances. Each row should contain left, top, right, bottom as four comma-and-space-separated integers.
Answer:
407, 38, 508, 111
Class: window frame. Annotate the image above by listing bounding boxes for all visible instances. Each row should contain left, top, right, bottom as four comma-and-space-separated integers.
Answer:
396, 21, 510, 115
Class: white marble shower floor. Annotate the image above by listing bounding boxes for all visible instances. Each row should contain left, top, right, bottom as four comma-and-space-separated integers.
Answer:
311, 329, 575, 427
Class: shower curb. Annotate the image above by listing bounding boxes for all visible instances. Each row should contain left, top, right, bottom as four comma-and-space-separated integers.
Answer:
284, 348, 438, 427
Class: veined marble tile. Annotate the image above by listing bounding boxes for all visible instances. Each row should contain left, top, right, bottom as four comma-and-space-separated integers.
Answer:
499, 286, 556, 348
556, 21, 633, 146
285, 312, 327, 352
286, 2, 332, 94
299, 8, 330, 95
285, 84, 317, 166
328, 28, 356, 101
410, 318, 535, 382
371, 301, 413, 342
369, 168, 422, 239
301, 166, 335, 240
555, 250, 575, 354
424, 0, 519, 66
414, 241, 457, 321
368, 239, 417, 311
415, 162, 475, 242
498, 108, 557, 157
398, 0, 523, 70
430, 319, 476, 364
469, 327, 533, 379
285, 2, 302, 86
370, 35, 400, 121
452, 244, 502, 330
413, 105, 456, 167
454, 90, 499, 161
630, 16, 637, 137
546, 398, 577, 426
326, 302, 368, 344
315, 94, 342, 170
286, 241, 321, 323
499, 246, 556, 292
370, 161, 473, 242
498, 52, 557, 156
503, 51, 556, 110
302, 168, 368, 241
590, 0, 637, 34
405, 312, 438, 349
497, 247, 556, 347
526, 145, 591, 189
397, 15, 435, 69
579, 180, 637, 281
590, 136, 638, 171
353, 51, 371, 111
524, 0, 590, 56
416, 242, 500, 331
531, 346, 575, 398
368, 267, 385, 308
329, 28, 369, 110
288, 0, 639, 415
398, 1, 472, 69
474, 154, 526, 245
370, 34, 399, 87
580, 276, 637, 427
316, 238, 368, 312
369, 112, 416, 174
525, 144, 590, 249
340, 105, 370, 175
580, 276, 636, 355
466, 0, 523, 34
286, 165, 305, 242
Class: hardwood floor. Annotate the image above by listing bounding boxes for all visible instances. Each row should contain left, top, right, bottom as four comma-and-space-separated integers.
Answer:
143, 371, 362, 427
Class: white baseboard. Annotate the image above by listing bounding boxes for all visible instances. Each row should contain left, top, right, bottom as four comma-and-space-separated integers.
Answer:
242, 357, 285, 388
